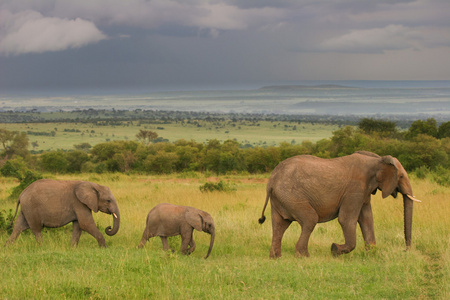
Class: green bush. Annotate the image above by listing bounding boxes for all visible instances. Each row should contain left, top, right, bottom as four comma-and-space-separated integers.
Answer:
40, 151, 69, 173
0, 160, 21, 178
414, 166, 429, 179
199, 180, 236, 193
0, 157, 29, 179
0, 209, 14, 233
431, 166, 450, 187
9, 170, 43, 200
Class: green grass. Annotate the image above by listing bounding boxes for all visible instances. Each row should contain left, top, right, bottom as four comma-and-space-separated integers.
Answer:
0, 120, 339, 151
0, 174, 448, 299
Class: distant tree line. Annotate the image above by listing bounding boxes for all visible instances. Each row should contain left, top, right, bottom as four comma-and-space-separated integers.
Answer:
3, 109, 447, 129
1, 118, 450, 186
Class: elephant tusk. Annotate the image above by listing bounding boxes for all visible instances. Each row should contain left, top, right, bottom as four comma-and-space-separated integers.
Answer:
113, 213, 118, 218
407, 194, 422, 203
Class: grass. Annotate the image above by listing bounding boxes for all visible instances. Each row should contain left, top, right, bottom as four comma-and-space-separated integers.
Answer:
0, 120, 339, 151
0, 173, 448, 299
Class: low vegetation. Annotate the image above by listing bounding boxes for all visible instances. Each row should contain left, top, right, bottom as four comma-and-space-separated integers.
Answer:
0, 115, 449, 298
1, 117, 449, 186
0, 173, 448, 299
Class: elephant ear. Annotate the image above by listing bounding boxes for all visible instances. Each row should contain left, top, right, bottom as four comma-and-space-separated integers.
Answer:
185, 208, 203, 232
75, 182, 99, 212
376, 156, 399, 199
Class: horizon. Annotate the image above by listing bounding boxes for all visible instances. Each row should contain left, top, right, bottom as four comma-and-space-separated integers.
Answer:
2, 79, 450, 97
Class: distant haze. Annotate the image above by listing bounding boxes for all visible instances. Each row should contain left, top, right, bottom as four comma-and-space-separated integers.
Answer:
1, 81, 449, 122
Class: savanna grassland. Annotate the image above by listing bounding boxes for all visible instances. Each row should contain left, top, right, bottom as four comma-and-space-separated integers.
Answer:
0, 173, 448, 299
0, 120, 338, 151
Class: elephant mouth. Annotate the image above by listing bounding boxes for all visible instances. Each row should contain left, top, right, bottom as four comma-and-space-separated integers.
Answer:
105, 209, 118, 218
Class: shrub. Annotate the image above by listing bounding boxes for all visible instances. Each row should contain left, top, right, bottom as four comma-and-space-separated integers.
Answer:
199, 180, 236, 193
414, 166, 429, 179
0, 157, 29, 179
431, 166, 450, 187
0, 209, 14, 233
1, 160, 22, 178
40, 151, 69, 173
9, 170, 43, 200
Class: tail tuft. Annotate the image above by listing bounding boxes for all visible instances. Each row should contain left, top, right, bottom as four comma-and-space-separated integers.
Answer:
258, 216, 266, 224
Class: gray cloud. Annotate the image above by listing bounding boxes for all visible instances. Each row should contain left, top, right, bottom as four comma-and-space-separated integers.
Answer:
318, 24, 450, 53
0, 9, 106, 56
0, 0, 449, 89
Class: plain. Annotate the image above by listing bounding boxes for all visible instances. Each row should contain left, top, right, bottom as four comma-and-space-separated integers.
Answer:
0, 120, 339, 151
0, 173, 448, 299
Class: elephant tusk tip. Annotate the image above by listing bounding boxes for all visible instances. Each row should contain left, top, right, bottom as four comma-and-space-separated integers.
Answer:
113, 213, 118, 218
407, 195, 422, 203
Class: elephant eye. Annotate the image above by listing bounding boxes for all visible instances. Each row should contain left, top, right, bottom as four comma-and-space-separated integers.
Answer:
106, 199, 111, 203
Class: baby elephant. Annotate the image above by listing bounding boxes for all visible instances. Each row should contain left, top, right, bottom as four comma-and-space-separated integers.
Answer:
138, 203, 215, 259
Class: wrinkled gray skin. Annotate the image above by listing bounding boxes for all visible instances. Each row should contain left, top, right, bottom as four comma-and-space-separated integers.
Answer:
138, 203, 215, 259
259, 151, 421, 258
5, 179, 120, 247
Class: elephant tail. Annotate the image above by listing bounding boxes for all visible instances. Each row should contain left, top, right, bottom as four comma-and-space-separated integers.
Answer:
258, 188, 271, 224
9, 197, 21, 227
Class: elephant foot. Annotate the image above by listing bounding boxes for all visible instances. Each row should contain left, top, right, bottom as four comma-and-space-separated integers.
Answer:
294, 250, 310, 258
331, 243, 343, 257
331, 243, 354, 256
364, 243, 376, 251
269, 249, 282, 259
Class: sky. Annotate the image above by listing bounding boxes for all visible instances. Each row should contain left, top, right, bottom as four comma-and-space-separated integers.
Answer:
1, 0, 450, 92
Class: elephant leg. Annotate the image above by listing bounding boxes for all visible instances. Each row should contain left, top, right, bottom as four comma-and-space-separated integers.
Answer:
292, 206, 319, 257
138, 227, 153, 248
270, 209, 292, 258
160, 236, 172, 252
180, 228, 194, 255
27, 218, 43, 245
71, 221, 82, 247
77, 214, 106, 247
358, 202, 376, 249
5, 213, 29, 245
295, 222, 317, 258
332, 210, 359, 256
188, 238, 196, 254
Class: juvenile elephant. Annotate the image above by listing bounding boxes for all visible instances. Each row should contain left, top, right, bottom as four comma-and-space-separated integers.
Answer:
259, 151, 421, 258
5, 179, 120, 247
138, 203, 215, 259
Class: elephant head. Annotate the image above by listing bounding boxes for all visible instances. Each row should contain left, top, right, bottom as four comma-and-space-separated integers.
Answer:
75, 182, 121, 236
375, 155, 421, 248
186, 209, 215, 259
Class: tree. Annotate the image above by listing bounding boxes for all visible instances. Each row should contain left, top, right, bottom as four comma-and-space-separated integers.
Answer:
358, 118, 397, 136
40, 151, 69, 173
0, 129, 29, 159
136, 130, 158, 144
438, 121, 450, 139
74, 143, 92, 152
330, 126, 368, 157
0, 129, 15, 153
406, 118, 438, 139
66, 151, 89, 173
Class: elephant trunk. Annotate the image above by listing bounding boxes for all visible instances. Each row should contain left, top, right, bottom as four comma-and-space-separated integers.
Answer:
105, 208, 120, 236
403, 194, 415, 249
204, 229, 215, 259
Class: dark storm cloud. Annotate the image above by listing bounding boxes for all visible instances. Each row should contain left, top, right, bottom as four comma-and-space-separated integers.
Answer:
0, 0, 449, 90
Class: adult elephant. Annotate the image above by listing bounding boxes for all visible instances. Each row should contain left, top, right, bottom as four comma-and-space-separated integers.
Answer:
5, 179, 120, 247
259, 151, 421, 258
